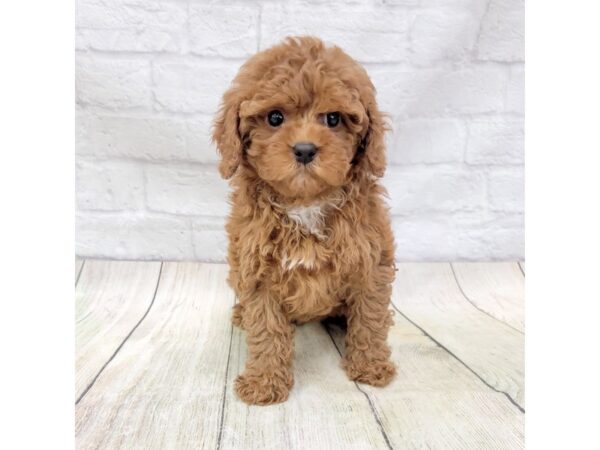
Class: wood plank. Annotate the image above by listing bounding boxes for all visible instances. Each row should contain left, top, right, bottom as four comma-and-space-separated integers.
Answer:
394, 263, 525, 408
76, 262, 235, 450
327, 316, 524, 449
219, 321, 392, 449
451, 262, 525, 332
75, 260, 162, 400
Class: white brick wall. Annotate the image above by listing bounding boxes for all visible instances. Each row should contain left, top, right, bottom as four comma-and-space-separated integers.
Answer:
76, 0, 524, 261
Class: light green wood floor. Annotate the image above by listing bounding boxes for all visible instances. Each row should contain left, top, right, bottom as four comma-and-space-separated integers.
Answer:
75, 260, 525, 449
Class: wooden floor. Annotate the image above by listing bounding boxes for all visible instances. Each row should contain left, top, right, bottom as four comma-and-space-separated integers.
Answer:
75, 260, 525, 450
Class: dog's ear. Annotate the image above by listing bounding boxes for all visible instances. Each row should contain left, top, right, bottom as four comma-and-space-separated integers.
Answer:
213, 88, 244, 179
360, 104, 387, 178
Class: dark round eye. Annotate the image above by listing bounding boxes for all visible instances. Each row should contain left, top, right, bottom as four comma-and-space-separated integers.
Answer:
267, 110, 284, 127
326, 112, 340, 128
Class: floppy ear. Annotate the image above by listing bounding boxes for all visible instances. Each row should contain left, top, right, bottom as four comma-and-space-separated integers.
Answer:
359, 103, 387, 178
212, 89, 243, 179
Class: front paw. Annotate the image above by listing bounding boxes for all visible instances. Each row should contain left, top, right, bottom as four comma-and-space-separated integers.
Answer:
234, 370, 293, 405
343, 358, 396, 387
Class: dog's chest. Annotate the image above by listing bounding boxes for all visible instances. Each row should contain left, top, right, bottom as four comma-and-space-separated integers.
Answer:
286, 204, 327, 239
279, 204, 329, 272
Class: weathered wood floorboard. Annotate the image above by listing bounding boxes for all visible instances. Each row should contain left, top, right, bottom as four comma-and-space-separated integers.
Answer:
75, 260, 162, 400
76, 262, 234, 449
451, 262, 525, 332
393, 263, 525, 408
327, 312, 524, 449
75, 261, 525, 449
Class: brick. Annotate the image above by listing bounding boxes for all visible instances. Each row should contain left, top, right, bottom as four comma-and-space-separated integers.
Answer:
480, 227, 524, 260
466, 117, 524, 165
476, 0, 525, 61
389, 119, 465, 164
75, 0, 186, 52
76, 56, 151, 109
76, 112, 216, 163
260, 5, 409, 63
392, 213, 488, 260
393, 211, 524, 260
73, 0, 525, 262
189, 4, 259, 58
192, 217, 228, 262
76, 212, 193, 259
152, 60, 241, 114
409, 9, 481, 66
506, 65, 525, 114
488, 167, 524, 212
370, 66, 509, 116
383, 166, 487, 215
76, 159, 144, 211
145, 164, 230, 216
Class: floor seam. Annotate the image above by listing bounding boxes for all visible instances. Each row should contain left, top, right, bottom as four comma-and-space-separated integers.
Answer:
215, 300, 235, 450
518, 262, 525, 277
75, 259, 85, 287
449, 263, 524, 335
390, 301, 525, 413
323, 323, 394, 450
75, 262, 164, 405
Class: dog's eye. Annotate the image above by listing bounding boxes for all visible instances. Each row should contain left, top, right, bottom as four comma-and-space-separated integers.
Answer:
267, 110, 284, 127
325, 112, 340, 128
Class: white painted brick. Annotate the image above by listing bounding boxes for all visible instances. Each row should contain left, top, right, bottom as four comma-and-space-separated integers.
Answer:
76, 212, 193, 259
145, 165, 230, 216
466, 117, 524, 165
393, 213, 488, 260
192, 217, 228, 262
409, 9, 481, 66
75, 0, 186, 52
488, 167, 524, 212
381, 0, 419, 5
389, 118, 465, 164
189, 4, 258, 58
74, 0, 525, 262
480, 228, 524, 260
383, 166, 487, 215
260, 5, 409, 63
506, 65, 525, 114
76, 112, 216, 162
393, 211, 523, 260
76, 159, 144, 211
76, 56, 151, 109
153, 61, 241, 114
370, 66, 509, 116
477, 0, 525, 61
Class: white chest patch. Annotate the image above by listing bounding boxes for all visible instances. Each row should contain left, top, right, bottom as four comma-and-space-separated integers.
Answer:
286, 204, 327, 238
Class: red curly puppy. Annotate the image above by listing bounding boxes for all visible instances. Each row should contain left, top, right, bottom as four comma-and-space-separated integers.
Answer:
213, 36, 396, 405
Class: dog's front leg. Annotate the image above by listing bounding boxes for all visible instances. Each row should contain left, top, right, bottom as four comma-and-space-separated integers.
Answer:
235, 289, 294, 405
343, 266, 396, 387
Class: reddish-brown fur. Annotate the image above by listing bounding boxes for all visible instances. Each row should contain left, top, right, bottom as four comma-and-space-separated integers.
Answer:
213, 37, 396, 405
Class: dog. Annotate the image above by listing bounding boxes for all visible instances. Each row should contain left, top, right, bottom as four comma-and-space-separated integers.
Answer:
213, 36, 396, 405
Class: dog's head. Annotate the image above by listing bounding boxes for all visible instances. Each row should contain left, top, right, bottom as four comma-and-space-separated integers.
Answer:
213, 36, 386, 201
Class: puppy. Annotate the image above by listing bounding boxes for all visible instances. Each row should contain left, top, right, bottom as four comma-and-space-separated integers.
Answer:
213, 36, 396, 405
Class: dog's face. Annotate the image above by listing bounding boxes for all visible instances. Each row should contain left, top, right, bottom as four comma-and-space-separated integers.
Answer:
213, 37, 386, 201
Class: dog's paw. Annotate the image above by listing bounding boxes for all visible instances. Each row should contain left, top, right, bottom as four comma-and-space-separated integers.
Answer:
231, 303, 244, 329
234, 371, 293, 405
343, 358, 396, 387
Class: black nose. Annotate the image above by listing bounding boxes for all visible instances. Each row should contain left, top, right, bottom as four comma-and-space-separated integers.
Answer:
293, 142, 317, 164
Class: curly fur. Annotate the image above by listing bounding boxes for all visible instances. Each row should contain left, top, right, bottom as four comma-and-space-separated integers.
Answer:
213, 37, 396, 405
